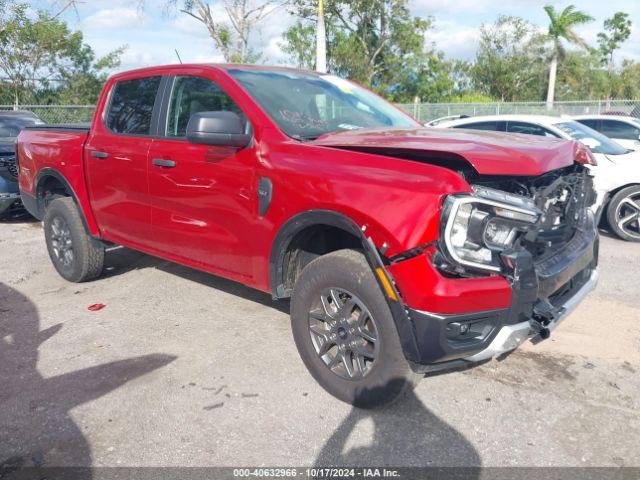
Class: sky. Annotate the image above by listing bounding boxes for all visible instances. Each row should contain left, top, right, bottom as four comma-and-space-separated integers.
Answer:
35, 0, 640, 72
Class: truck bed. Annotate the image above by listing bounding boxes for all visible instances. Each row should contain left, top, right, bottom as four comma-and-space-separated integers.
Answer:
17, 125, 94, 229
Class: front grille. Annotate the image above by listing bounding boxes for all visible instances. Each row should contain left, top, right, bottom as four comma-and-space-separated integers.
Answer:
473, 164, 596, 262
522, 167, 594, 260
0, 153, 18, 181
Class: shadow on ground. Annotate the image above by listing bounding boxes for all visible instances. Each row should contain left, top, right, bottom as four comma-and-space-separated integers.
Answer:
314, 383, 481, 469
102, 246, 290, 314
0, 282, 176, 474
0, 209, 39, 224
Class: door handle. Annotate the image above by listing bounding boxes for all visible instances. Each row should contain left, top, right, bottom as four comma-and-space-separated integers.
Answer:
91, 151, 109, 159
152, 158, 176, 168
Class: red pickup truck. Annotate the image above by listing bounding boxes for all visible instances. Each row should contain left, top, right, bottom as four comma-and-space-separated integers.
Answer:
17, 64, 599, 407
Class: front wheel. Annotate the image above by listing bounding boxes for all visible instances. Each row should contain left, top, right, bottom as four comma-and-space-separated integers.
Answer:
606, 185, 640, 242
290, 249, 420, 408
43, 197, 105, 282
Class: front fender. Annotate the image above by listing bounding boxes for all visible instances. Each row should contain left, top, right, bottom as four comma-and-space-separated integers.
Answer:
266, 141, 472, 258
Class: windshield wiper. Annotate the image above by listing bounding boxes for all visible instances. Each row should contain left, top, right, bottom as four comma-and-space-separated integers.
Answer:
292, 133, 322, 141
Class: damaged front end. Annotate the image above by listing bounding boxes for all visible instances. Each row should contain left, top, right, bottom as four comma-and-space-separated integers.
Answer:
428, 164, 599, 364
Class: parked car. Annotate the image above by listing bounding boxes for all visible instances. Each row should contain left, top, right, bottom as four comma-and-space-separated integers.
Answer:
574, 115, 640, 151
17, 65, 599, 407
0, 110, 43, 218
424, 114, 469, 127
439, 114, 640, 242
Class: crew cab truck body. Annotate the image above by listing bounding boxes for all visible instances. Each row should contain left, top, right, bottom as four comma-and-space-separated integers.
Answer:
17, 64, 599, 407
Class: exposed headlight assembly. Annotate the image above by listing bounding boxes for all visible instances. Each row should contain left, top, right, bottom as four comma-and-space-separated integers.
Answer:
441, 186, 541, 273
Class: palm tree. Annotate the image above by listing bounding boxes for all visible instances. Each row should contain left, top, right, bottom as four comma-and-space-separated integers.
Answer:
543, 5, 593, 109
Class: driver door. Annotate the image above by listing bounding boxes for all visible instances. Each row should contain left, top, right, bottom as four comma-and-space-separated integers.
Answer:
147, 74, 258, 281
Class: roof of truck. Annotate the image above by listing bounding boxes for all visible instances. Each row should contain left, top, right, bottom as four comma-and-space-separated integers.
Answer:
109, 63, 320, 80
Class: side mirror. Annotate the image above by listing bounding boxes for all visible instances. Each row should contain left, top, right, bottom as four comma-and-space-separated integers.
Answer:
186, 111, 251, 148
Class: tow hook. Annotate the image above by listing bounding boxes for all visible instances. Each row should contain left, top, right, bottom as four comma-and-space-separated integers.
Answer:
530, 299, 556, 343
530, 324, 551, 343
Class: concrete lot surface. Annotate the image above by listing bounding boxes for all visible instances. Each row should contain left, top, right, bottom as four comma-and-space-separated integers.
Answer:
1, 214, 639, 468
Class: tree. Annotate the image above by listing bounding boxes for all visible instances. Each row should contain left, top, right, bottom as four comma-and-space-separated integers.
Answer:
165, 0, 284, 63
470, 16, 547, 102
543, 4, 594, 108
597, 12, 632, 71
554, 49, 609, 100
283, 0, 452, 102
0, 3, 124, 104
616, 60, 640, 99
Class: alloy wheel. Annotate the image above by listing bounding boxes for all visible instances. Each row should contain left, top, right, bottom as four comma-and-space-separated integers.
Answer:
615, 192, 640, 240
308, 287, 380, 380
50, 216, 75, 267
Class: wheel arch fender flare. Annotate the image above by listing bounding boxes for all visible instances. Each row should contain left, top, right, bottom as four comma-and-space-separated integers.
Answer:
34, 167, 99, 237
269, 209, 421, 363
269, 209, 367, 298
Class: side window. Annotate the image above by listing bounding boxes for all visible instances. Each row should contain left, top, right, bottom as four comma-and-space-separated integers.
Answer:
600, 120, 640, 140
165, 76, 246, 138
578, 119, 600, 131
105, 76, 161, 135
506, 121, 560, 138
453, 121, 503, 132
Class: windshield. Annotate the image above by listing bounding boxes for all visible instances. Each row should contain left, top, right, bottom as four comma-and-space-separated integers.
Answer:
554, 121, 628, 155
0, 115, 41, 137
228, 69, 420, 140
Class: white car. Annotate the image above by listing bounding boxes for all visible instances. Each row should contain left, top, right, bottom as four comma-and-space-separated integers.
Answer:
573, 115, 640, 151
438, 115, 640, 242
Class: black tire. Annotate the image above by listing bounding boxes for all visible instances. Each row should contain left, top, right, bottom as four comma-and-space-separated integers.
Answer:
606, 185, 640, 242
290, 249, 421, 408
43, 197, 105, 282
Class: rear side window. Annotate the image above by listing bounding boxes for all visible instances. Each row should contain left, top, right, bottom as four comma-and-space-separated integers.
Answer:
453, 121, 504, 132
105, 76, 162, 135
600, 120, 640, 140
578, 119, 599, 130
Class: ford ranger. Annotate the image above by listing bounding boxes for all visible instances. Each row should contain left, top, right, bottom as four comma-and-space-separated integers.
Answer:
17, 64, 599, 407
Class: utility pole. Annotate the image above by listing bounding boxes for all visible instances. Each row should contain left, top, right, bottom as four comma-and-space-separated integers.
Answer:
315, 0, 326, 73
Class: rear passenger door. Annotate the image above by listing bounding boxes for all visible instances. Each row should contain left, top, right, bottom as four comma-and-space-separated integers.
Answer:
85, 74, 164, 247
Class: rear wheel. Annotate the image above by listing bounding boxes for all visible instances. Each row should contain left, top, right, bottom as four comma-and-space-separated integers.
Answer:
290, 249, 420, 408
606, 185, 640, 242
43, 197, 104, 282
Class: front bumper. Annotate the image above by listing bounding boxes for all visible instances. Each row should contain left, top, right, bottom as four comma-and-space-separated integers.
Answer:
401, 213, 599, 372
463, 269, 598, 363
0, 175, 21, 214
0, 193, 20, 215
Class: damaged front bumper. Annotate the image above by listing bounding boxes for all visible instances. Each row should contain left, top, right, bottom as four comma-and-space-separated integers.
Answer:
463, 269, 598, 363
402, 212, 599, 373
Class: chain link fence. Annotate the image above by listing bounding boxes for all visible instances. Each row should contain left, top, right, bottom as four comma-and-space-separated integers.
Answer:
396, 100, 640, 123
0, 105, 95, 124
2, 100, 640, 126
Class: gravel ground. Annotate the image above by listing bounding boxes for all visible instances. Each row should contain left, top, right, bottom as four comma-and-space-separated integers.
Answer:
1, 213, 639, 469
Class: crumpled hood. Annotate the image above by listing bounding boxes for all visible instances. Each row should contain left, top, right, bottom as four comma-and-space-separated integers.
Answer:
312, 127, 577, 176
